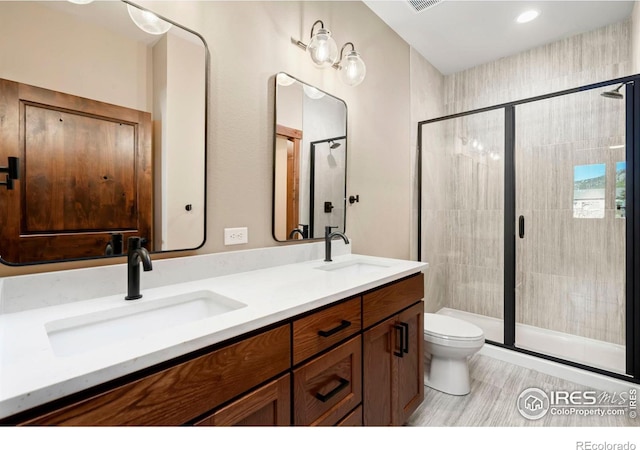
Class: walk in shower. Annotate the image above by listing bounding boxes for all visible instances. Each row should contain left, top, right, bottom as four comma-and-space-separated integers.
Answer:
418, 76, 639, 381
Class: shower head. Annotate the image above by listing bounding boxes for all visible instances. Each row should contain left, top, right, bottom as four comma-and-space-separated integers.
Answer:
328, 140, 341, 149
601, 83, 624, 100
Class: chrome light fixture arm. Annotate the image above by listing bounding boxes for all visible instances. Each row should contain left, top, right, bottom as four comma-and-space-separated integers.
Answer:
291, 20, 366, 86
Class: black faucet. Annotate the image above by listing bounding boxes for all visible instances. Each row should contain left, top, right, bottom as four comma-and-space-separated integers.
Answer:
324, 226, 349, 262
105, 233, 124, 256
288, 224, 309, 239
125, 237, 153, 300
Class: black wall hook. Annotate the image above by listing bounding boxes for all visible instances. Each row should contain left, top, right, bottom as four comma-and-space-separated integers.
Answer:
349, 194, 360, 204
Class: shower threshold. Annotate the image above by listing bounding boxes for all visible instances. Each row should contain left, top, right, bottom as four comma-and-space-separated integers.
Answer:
436, 307, 626, 375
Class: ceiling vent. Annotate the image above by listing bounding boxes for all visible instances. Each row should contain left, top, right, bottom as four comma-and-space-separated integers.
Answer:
407, 0, 444, 13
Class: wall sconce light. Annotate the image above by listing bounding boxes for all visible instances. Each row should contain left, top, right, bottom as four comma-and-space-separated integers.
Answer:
292, 20, 367, 86
338, 42, 366, 87
305, 20, 338, 68
276, 73, 296, 86
127, 4, 172, 35
303, 85, 326, 100
67, 1, 172, 35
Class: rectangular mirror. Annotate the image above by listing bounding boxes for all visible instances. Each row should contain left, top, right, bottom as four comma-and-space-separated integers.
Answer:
0, 1, 207, 264
273, 73, 347, 242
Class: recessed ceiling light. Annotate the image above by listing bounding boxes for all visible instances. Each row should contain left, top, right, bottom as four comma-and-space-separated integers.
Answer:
516, 10, 540, 24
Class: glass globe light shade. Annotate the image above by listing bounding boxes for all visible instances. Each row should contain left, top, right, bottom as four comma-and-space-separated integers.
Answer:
67, 0, 94, 4
127, 4, 172, 35
303, 85, 325, 100
307, 28, 338, 68
277, 73, 296, 86
339, 50, 366, 86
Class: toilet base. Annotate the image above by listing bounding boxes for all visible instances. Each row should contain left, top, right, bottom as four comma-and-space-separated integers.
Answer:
424, 355, 471, 396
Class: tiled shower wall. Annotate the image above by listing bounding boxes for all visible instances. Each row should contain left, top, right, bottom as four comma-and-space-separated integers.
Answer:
421, 19, 632, 344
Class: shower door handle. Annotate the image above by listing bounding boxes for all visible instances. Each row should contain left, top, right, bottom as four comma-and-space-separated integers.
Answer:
518, 215, 525, 239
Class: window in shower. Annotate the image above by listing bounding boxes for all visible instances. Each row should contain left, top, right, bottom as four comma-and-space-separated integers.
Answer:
573, 163, 606, 219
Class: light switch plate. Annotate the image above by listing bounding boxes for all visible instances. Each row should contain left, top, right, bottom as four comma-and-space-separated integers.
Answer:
224, 227, 248, 245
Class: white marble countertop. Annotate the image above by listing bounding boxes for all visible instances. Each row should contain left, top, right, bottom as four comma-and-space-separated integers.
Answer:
0, 253, 427, 419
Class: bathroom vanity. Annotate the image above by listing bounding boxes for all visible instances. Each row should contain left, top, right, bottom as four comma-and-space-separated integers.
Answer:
0, 246, 426, 426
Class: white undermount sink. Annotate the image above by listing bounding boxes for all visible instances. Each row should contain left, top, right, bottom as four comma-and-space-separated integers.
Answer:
315, 259, 391, 276
45, 290, 247, 357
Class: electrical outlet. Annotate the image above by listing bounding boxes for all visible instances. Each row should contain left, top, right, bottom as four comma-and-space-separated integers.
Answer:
224, 227, 248, 245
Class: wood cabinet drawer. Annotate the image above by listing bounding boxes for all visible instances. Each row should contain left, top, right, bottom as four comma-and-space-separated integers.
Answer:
293, 296, 361, 365
195, 374, 291, 426
363, 273, 424, 329
336, 405, 363, 426
24, 324, 291, 425
293, 336, 362, 426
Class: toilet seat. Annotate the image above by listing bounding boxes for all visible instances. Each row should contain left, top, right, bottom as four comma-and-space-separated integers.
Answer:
424, 313, 484, 342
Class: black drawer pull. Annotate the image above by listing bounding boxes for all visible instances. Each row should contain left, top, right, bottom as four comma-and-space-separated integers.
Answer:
315, 377, 350, 402
394, 324, 404, 357
400, 322, 409, 354
318, 320, 351, 337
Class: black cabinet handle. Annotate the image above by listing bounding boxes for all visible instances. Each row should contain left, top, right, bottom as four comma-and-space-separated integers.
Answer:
394, 324, 404, 357
400, 322, 410, 354
318, 320, 351, 337
519, 215, 525, 239
315, 377, 350, 402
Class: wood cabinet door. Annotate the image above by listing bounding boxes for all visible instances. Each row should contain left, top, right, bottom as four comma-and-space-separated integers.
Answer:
363, 301, 425, 426
395, 302, 424, 425
363, 316, 397, 426
0, 78, 152, 263
195, 374, 291, 426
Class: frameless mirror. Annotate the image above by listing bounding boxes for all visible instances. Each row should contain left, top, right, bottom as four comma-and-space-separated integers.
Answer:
273, 73, 347, 242
0, 1, 207, 264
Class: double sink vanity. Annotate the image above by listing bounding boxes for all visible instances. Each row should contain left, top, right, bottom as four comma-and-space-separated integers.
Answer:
0, 242, 427, 426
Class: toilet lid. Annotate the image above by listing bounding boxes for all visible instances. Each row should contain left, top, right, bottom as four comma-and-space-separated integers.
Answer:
424, 313, 484, 341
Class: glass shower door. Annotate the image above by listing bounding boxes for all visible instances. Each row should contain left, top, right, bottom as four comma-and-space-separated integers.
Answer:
514, 85, 627, 374
420, 109, 505, 343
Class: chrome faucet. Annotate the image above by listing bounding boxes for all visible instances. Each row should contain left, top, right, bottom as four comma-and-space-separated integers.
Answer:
125, 236, 153, 300
324, 226, 349, 262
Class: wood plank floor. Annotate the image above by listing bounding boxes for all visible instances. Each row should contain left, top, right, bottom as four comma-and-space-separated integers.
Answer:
407, 354, 638, 427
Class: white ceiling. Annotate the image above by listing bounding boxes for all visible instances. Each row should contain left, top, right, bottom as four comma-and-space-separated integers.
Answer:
363, 0, 635, 75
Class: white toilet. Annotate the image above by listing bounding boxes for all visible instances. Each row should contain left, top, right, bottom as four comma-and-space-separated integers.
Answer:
423, 313, 485, 396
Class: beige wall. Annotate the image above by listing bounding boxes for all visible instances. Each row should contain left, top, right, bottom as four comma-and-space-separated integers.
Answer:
409, 48, 445, 313
0, 1, 414, 276
0, 1, 151, 112
194, 1, 412, 258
